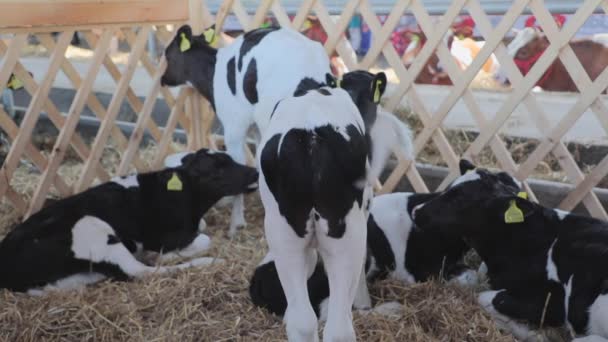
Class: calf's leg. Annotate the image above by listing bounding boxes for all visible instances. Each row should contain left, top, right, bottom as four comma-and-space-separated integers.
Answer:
317, 206, 367, 342
223, 118, 253, 237
478, 289, 563, 341
264, 209, 318, 342
156, 234, 212, 263
72, 216, 216, 279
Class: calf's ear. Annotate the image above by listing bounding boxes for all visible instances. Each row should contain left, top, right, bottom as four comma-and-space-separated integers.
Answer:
370, 72, 387, 104
325, 73, 338, 88
459, 159, 476, 175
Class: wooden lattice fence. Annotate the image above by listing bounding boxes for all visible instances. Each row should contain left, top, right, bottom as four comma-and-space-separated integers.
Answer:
0, 0, 607, 222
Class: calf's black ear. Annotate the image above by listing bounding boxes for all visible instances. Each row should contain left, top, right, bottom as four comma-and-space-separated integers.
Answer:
325, 73, 338, 88
370, 72, 387, 104
459, 159, 476, 175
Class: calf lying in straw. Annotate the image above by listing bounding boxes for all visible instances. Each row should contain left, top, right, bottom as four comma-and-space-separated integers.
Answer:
413, 161, 608, 341
0, 149, 258, 294
249, 163, 489, 320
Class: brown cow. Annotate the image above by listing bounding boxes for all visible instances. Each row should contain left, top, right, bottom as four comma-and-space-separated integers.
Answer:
508, 27, 608, 92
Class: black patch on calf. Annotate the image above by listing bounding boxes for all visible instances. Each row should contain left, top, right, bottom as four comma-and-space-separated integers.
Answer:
492, 286, 565, 328
260, 125, 367, 239
293, 77, 324, 97
238, 27, 279, 71
249, 260, 329, 317
226, 57, 236, 95
316, 88, 331, 96
269, 100, 281, 120
107, 235, 120, 245
366, 213, 395, 279
243, 59, 258, 104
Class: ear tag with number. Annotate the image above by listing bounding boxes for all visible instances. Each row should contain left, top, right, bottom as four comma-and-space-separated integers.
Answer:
179, 32, 191, 52
504, 200, 524, 224
373, 79, 382, 103
167, 172, 183, 191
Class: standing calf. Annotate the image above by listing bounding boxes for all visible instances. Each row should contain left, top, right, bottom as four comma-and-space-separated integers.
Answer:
258, 70, 390, 341
0, 149, 257, 293
413, 162, 608, 341
250, 191, 477, 319
161, 25, 332, 236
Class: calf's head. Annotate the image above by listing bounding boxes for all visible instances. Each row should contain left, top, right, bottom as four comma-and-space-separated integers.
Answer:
161, 24, 218, 88
413, 159, 522, 236
170, 148, 258, 200
327, 70, 387, 130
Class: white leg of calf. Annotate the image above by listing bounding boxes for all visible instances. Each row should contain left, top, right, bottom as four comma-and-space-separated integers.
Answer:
27, 272, 107, 296
478, 291, 540, 342
352, 263, 372, 310
264, 209, 319, 342
71, 216, 218, 278
449, 269, 479, 288
572, 336, 608, 342
587, 293, 608, 339
157, 234, 212, 263
224, 125, 250, 237
317, 206, 367, 342
198, 218, 207, 233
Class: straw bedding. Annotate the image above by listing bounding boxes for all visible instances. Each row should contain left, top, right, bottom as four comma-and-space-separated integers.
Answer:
0, 147, 568, 342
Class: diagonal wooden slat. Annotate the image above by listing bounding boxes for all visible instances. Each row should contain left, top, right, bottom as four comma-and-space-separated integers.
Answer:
27, 30, 114, 216
359, 0, 412, 69
357, 0, 459, 192
152, 88, 189, 169
231, 0, 252, 30
457, 0, 600, 162
292, 0, 317, 31
83, 30, 164, 144
313, 1, 358, 70
250, 0, 274, 30
36, 33, 148, 171
0, 38, 113, 181
435, 19, 604, 218
270, 1, 292, 28
0, 32, 73, 205
322, 0, 360, 56
0, 107, 71, 197
117, 58, 168, 175
75, 26, 152, 192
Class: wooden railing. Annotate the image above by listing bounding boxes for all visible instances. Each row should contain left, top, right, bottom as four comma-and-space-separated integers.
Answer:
0, 0, 607, 221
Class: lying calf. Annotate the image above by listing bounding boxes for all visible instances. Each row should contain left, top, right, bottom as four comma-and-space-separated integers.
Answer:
0, 149, 258, 293
412, 162, 608, 341
249, 191, 476, 319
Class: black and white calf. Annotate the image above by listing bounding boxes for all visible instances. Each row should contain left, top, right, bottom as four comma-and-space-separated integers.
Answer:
413, 162, 608, 341
250, 191, 477, 319
258, 70, 394, 341
161, 24, 332, 236
0, 149, 258, 293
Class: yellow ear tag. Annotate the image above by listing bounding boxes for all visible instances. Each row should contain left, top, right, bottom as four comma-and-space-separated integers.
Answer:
504, 200, 524, 224
517, 192, 528, 199
373, 79, 383, 103
336, 79, 342, 88
167, 172, 183, 191
203, 28, 218, 47
7, 75, 23, 90
465, 168, 475, 174
179, 32, 191, 52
